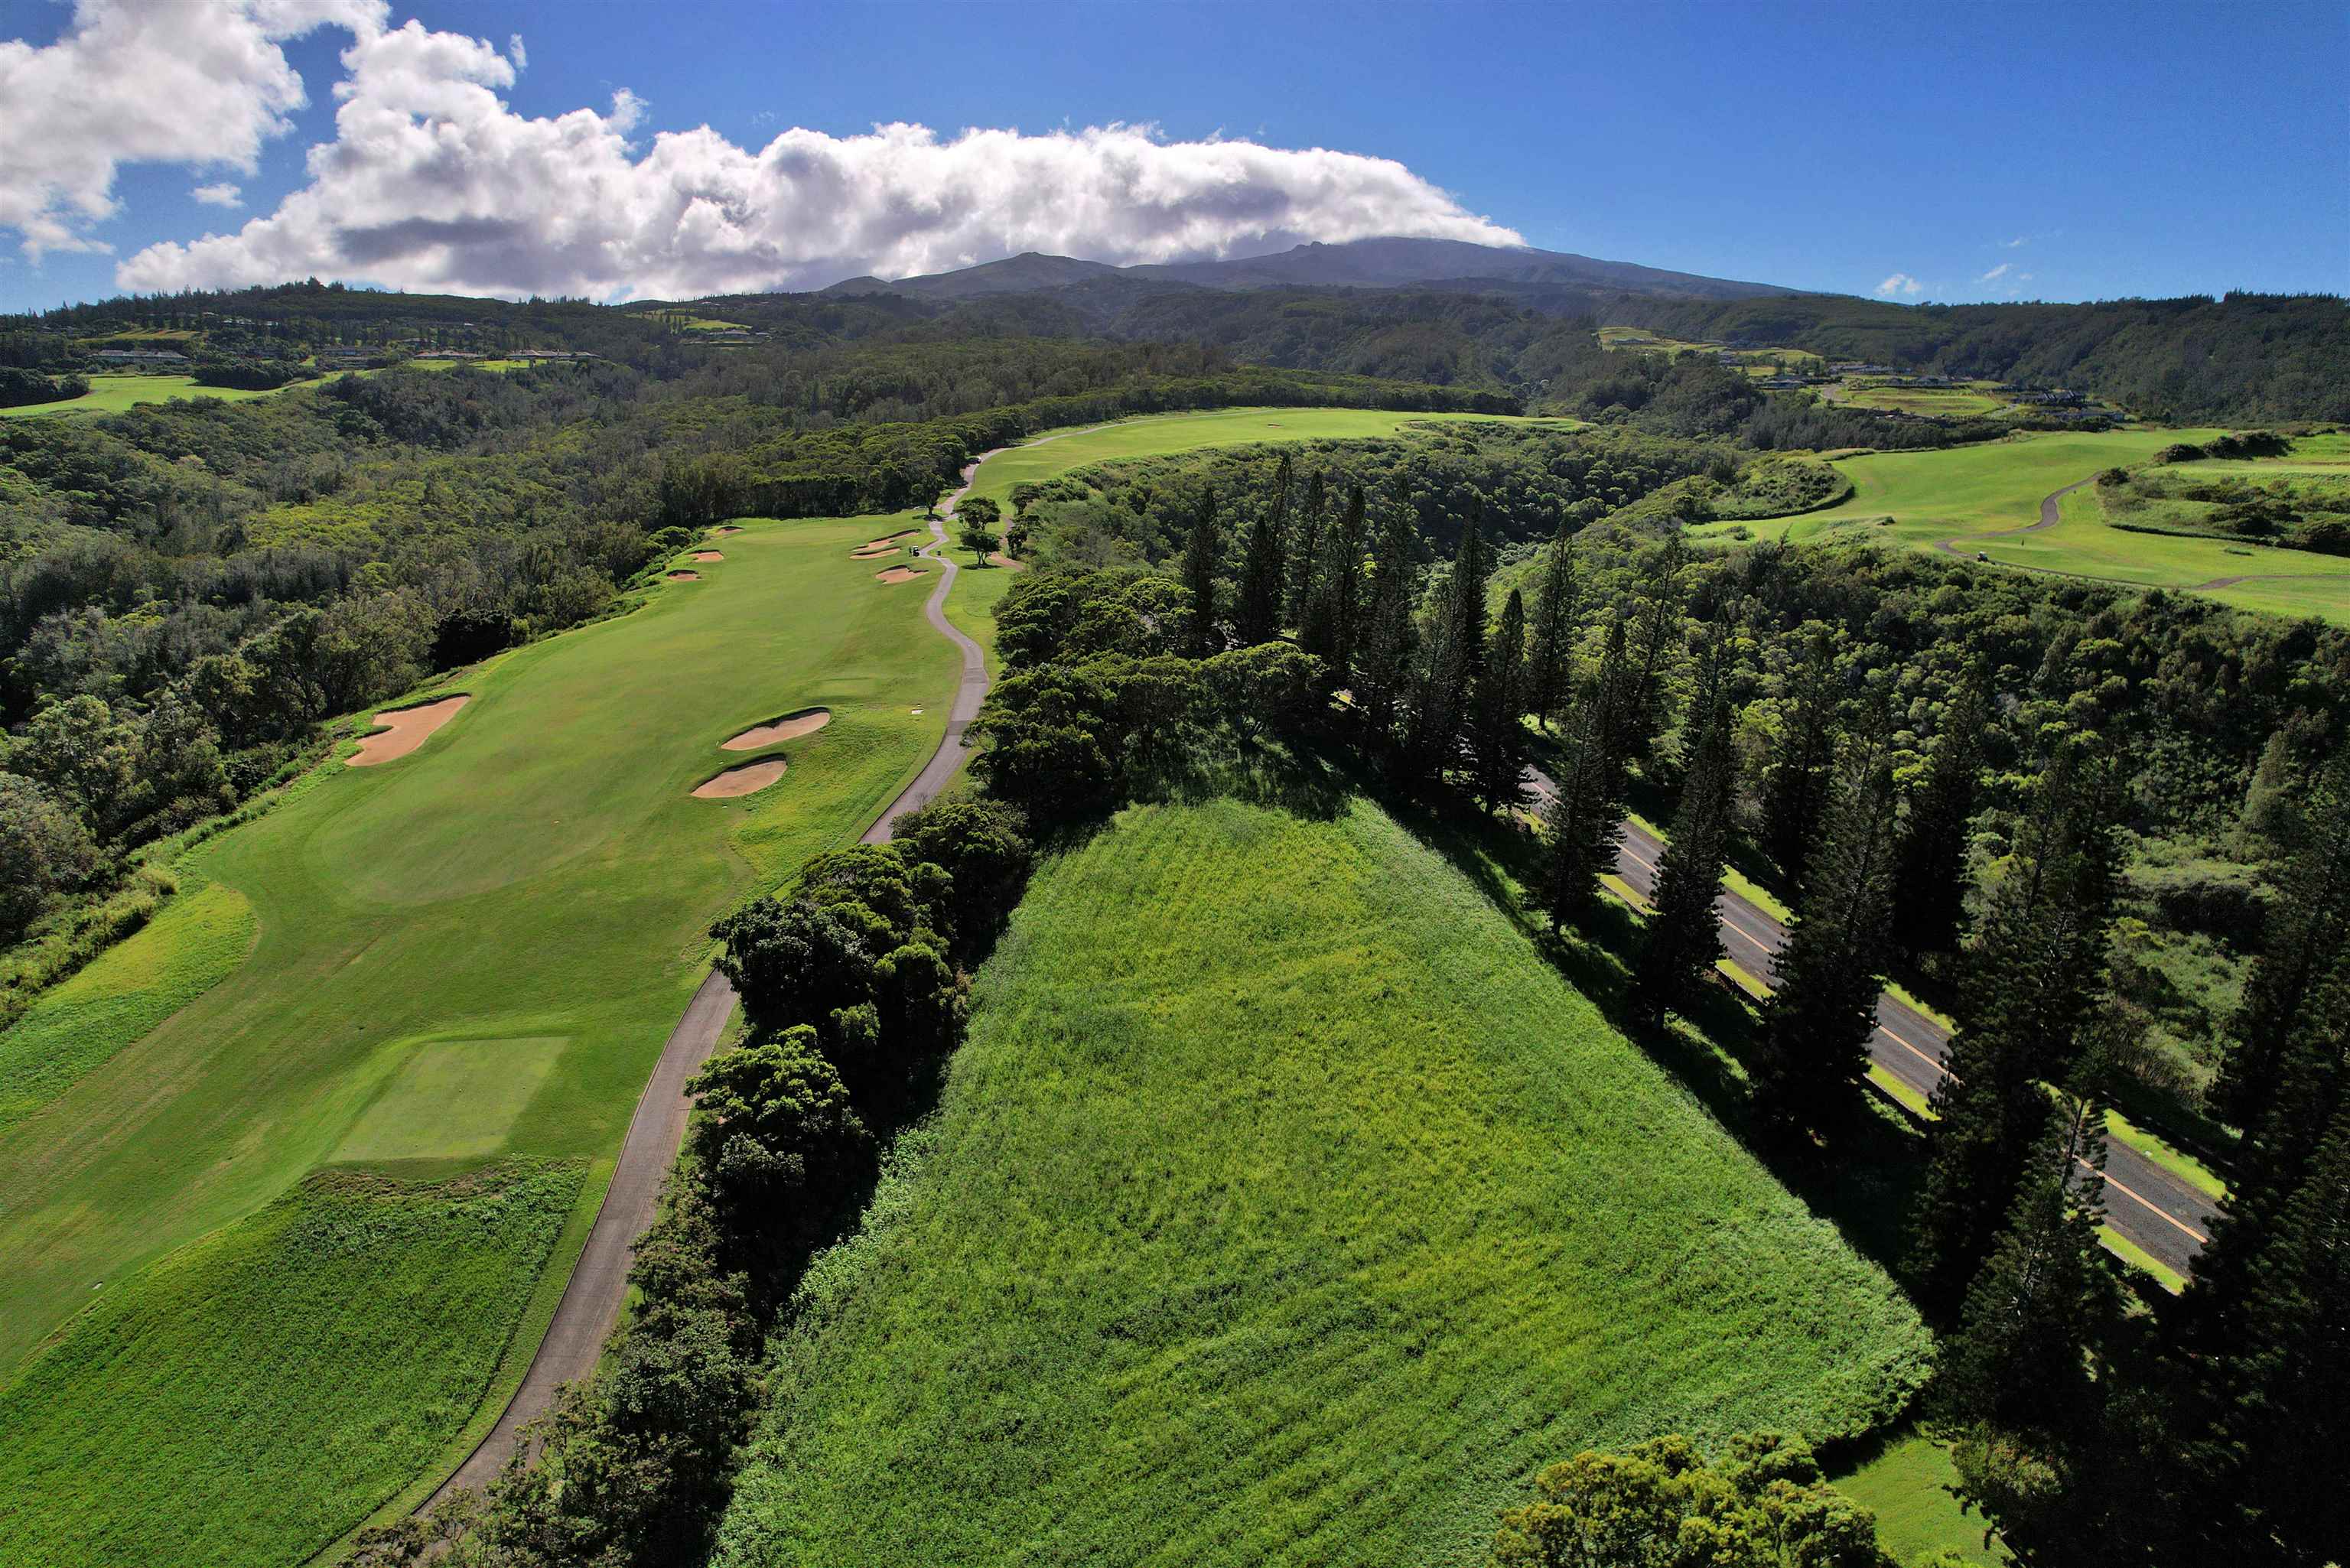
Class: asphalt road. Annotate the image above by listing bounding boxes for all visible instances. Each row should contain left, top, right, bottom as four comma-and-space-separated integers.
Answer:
1538, 777, 2221, 1280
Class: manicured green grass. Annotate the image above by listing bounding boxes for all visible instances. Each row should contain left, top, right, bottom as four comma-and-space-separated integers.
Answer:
0, 1161, 583, 1568
959, 407, 1579, 515
0, 871, 254, 1130
1693, 431, 2350, 623
1841, 384, 2010, 419
0, 514, 962, 1564
0, 374, 281, 418
714, 797, 1930, 1567
1831, 1432, 2007, 1565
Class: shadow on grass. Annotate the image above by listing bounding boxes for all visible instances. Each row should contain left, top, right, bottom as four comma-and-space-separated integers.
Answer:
1373, 763, 1928, 1290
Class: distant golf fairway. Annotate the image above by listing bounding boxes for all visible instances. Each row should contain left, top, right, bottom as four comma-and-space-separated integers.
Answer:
714, 798, 1929, 1567
1700, 429, 2350, 623
0, 514, 960, 1566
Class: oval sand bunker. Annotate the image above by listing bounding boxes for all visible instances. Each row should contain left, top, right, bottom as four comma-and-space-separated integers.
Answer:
691, 550, 724, 561
692, 759, 788, 799
875, 564, 925, 584
850, 544, 898, 559
721, 708, 832, 750
666, 569, 701, 581
351, 695, 469, 766
713, 525, 742, 534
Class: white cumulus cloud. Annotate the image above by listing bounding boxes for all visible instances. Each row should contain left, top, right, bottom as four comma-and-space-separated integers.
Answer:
0, 0, 387, 257
1979, 262, 2010, 282
1874, 272, 1924, 298
193, 183, 245, 207
108, 13, 1521, 301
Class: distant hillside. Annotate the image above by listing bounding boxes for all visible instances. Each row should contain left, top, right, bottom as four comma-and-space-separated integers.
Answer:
817, 236, 1801, 304
822, 252, 1123, 301
1128, 236, 1799, 300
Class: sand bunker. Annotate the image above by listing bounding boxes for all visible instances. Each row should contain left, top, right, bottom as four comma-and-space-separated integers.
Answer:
851, 544, 899, 559
714, 525, 742, 535
721, 708, 832, 750
875, 564, 925, 584
691, 550, 724, 562
866, 528, 919, 546
666, 569, 701, 581
692, 759, 788, 799
351, 695, 469, 766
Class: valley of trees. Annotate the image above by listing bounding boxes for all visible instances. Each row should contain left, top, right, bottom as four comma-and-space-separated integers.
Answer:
5, 276, 2347, 1566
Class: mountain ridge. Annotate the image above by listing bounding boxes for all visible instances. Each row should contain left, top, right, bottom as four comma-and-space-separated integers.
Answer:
817, 236, 1807, 304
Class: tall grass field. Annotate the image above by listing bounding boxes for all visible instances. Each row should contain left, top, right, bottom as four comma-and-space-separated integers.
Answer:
714, 796, 1931, 1567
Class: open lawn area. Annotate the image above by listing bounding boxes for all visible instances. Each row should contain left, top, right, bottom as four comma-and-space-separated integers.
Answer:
959, 406, 1580, 516
1694, 429, 2350, 623
0, 373, 282, 418
1831, 1432, 2007, 1565
0, 515, 962, 1566
713, 796, 1930, 1568
1839, 383, 2013, 419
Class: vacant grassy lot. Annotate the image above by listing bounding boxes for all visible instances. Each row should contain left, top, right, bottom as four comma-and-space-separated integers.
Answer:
1830, 1432, 2006, 1565
0, 373, 282, 418
0, 516, 960, 1564
1695, 429, 2350, 623
714, 797, 1930, 1567
0, 1162, 581, 1568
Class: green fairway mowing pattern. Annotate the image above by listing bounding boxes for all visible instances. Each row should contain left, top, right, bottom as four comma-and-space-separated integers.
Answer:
0, 512, 959, 1566
0, 373, 283, 418
1694, 430, 2350, 623
959, 406, 1580, 512
714, 797, 1930, 1568
0, 871, 254, 1131
0, 1163, 582, 1568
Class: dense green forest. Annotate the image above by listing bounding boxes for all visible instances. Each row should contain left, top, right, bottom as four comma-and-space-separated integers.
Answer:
1017, 424, 2349, 1116
1608, 291, 2350, 424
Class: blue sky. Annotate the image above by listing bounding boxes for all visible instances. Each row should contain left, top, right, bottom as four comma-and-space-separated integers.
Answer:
2, 0, 2343, 313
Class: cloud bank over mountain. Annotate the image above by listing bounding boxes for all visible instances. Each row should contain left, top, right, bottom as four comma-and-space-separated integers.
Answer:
2, 2, 1518, 300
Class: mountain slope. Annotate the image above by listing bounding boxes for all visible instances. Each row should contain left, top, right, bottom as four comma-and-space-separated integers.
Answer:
819, 236, 1800, 304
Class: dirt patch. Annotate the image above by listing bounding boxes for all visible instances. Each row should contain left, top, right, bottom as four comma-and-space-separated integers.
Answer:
721, 708, 832, 750
692, 759, 788, 799
988, 552, 1026, 571
666, 570, 701, 581
351, 695, 470, 766
851, 544, 899, 559
875, 564, 925, 584
690, 550, 724, 562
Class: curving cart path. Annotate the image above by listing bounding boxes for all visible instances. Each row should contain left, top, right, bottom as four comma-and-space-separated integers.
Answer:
430, 429, 1072, 1508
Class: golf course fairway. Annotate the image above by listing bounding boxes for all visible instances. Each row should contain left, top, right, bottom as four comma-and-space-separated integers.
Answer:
0, 405, 1558, 1568
1700, 428, 2350, 624
0, 512, 959, 1566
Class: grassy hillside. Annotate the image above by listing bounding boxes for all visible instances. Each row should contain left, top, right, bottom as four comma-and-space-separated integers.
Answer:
0, 512, 962, 1565
1697, 429, 2350, 623
0, 372, 284, 418
714, 797, 1930, 1567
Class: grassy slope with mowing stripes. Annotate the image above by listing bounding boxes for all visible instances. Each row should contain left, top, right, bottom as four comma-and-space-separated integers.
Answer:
716, 796, 1929, 1567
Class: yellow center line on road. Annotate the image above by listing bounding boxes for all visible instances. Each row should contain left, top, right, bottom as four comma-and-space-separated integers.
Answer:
2084, 1156, 2210, 1243
1874, 1019, 1951, 1081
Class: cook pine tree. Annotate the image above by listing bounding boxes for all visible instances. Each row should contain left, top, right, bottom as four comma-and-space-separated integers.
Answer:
1232, 452, 1291, 646
1910, 740, 2125, 1313
1751, 701, 1902, 1134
